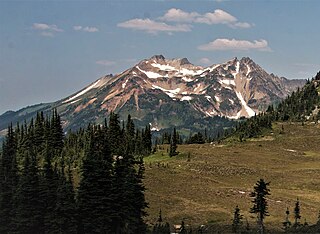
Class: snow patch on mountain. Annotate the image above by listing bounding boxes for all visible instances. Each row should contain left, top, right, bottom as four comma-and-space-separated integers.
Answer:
231, 61, 240, 78
63, 79, 102, 103
182, 77, 194, 82
220, 79, 236, 86
70, 99, 81, 104
181, 96, 192, 101
122, 79, 129, 89
235, 91, 255, 117
152, 85, 181, 98
246, 64, 251, 76
136, 66, 163, 79
151, 63, 176, 71
179, 68, 204, 76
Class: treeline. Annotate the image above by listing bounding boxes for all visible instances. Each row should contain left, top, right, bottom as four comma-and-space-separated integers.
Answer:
227, 72, 320, 141
157, 128, 216, 146
0, 110, 150, 233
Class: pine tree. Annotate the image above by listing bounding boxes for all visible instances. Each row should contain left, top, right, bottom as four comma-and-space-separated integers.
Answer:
111, 153, 147, 233
125, 114, 136, 155
250, 179, 270, 234
180, 220, 187, 234
293, 198, 301, 228
15, 153, 42, 233
0, 125, 18, 233
143, 124, 152, 155
169, 128, 178, 157
77, 126, 114, 233
108, 112, 123, 156
232, 205, 243, 233
157, 208, 163, 223
282, 207, 291, 231
39, 141, 59, 233
53, 163, 77, 233
51, 109, 64, 152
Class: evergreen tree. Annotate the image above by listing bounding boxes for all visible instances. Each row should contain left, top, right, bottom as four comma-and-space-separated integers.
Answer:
15, 153, 42, 233
143, 124, 152, 155
125, 114, 136, 155
77, 126, 114, 233
180, 220, 187, 234
250, 179, 270, 234
52, 164, 77, 233
293, 198, 301, 228
232, 205, 243, 233
51, 109, 64, 152
282, 207, 291, 231
39, 142, 59, 233
0, 125, 18, 233
157, 208, 163, 223
169, 128, 178, 157
108, 112, 123, 156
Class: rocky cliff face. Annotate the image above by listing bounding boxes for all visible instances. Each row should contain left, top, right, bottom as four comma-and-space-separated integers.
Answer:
0, 55, 305, 132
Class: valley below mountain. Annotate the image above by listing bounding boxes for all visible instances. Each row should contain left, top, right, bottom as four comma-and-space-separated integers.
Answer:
144, 122, 320, 232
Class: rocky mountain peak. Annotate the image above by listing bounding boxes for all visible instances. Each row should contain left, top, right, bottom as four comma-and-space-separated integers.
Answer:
0, 55, 306, 133
150, 54, 166, 61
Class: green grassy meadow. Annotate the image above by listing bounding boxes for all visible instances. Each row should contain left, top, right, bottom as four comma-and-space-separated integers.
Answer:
143, 122, 320, 231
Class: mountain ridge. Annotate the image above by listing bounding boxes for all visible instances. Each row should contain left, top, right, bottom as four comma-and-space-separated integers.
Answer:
0, 55, 306, 133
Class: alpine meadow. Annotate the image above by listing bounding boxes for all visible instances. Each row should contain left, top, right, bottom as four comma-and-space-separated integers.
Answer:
1, 1, 320, 233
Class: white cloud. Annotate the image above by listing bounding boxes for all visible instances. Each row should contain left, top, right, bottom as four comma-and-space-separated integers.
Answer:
159, 8, 199, 22
198, 38, 271, 51
96, 60, 116, 66
83, 26, 99, 32
198, 58, 212, 65
195, 9, 237, 25
117, 18, 191, 34
73, 25, 83, 31
232, 22, 252, 29
32, 23, 63, 32
73, 25, 99, 32
160, 8, 252, 29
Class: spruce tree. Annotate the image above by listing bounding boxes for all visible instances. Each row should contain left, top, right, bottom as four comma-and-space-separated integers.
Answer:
250, 179, 270, 234
108, 112, 123, 156
169, 128, 178, 157
125, 114, 136, 155
39, 141, 59, 233
53, 163, 77, 233
77, 126, 114, 233
15, 153, 42, 233
282, 207, 291, 231
143, 124, 152, 156
157, 208, 163, 223
51, 109, 64, 152
293, 198, 301, 228
232, 205, 243, 233
0, 125, 18, 233
112, 154, 147, 233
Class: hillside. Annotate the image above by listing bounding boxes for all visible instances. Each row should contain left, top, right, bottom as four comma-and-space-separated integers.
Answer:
143, 122, 320, 232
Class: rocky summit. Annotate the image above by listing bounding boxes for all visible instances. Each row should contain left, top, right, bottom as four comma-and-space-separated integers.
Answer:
0, 55, 305, 132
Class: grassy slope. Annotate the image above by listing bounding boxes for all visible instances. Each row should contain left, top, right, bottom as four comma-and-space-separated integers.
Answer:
143, 122, 320, 231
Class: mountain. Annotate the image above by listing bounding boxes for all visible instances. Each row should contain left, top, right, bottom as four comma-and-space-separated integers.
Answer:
0, 55, 305, 133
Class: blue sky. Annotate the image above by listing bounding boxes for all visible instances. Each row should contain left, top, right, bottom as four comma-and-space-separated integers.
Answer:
0, 0, 319, 114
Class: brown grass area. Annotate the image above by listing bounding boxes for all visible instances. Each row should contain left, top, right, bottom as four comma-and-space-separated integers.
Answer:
143, 122, 320, 231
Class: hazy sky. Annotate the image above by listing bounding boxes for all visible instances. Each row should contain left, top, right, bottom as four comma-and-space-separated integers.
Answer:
0, 0, 319, 114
